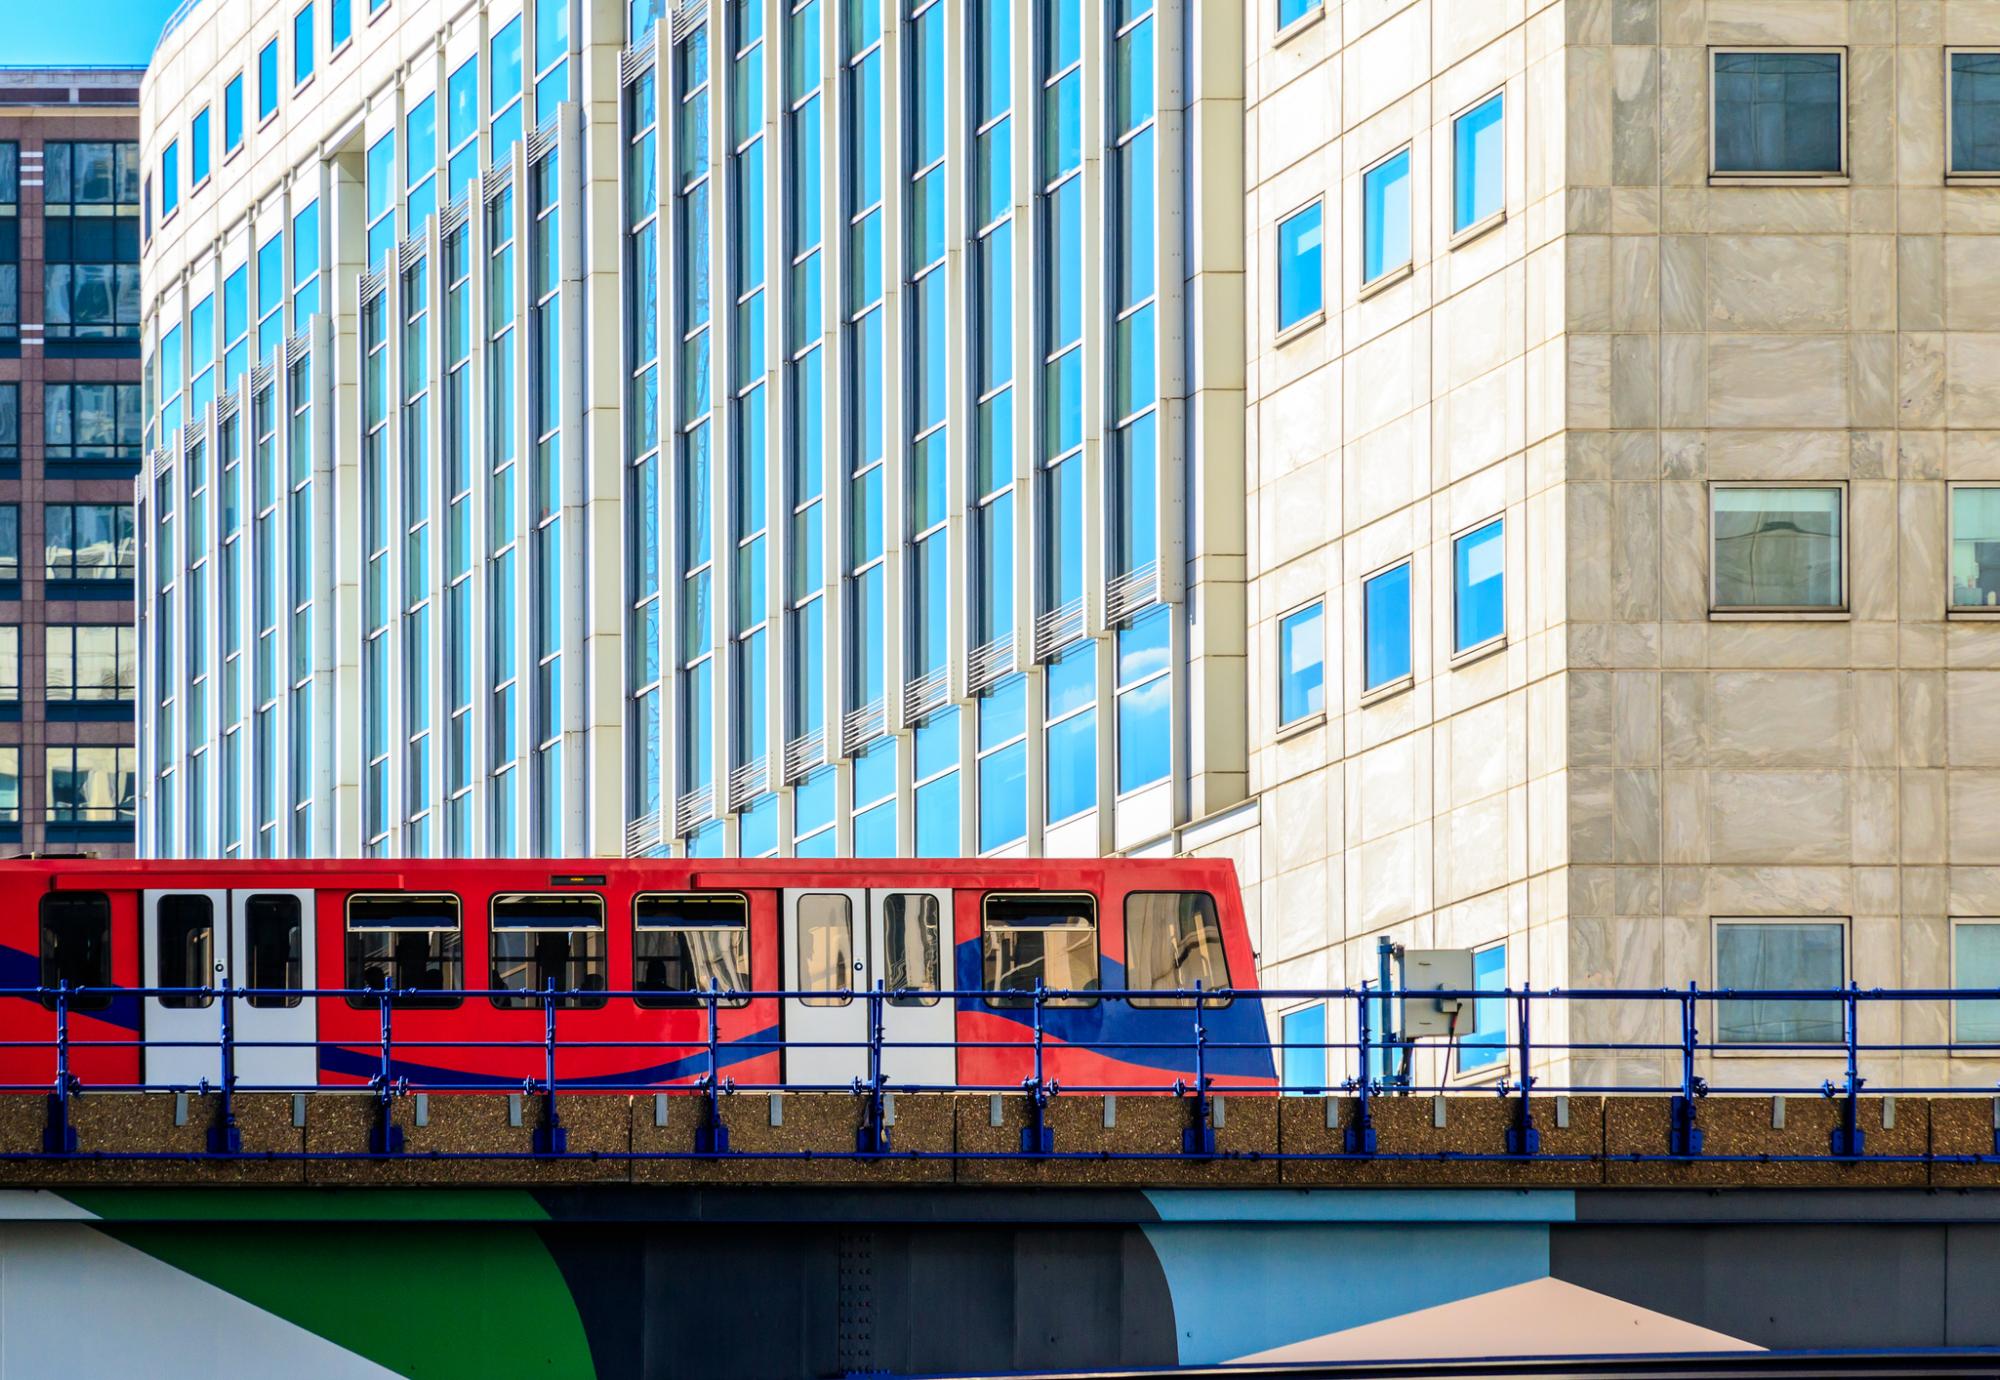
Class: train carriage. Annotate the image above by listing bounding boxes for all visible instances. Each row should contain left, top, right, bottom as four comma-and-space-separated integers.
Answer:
0, 857, 1274, 1094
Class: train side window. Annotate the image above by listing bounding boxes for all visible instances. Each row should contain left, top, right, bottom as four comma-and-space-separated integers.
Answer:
1125, 892, 1232, 1008
344, 893, 463, 1008
244, 895, 303, 1009
796, 894, 854, 1007
633, 893, 750, 1008
39, 892, 111, 1011
982, 894, 1099, 1008
490, 894, 607, 1010
157, 894, 216, 1010
882, 894, 941, 1007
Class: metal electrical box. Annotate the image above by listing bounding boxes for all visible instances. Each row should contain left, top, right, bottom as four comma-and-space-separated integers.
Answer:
1400, 949, 1475, 1039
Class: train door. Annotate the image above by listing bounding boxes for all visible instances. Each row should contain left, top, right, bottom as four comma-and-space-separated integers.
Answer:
867, 888, 955, 1086
227, 890, 316, 1087
781, 888, 866, 1086
142, 889, 226, 1086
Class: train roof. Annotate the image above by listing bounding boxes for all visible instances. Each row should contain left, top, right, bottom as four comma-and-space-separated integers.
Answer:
0, 855, 1243, 893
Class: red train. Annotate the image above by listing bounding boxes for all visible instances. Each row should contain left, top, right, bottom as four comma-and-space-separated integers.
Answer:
0, 857, 1275, 1094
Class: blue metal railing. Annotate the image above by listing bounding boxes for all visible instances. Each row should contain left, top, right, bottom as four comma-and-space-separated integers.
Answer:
11, 980, 2000, 1161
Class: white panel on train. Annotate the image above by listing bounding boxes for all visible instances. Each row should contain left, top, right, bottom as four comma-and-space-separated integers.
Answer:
140, 890, 227, 1088
867, 888, 956, 1087
142, 889, 317, 1089
781, 888, 869, 1087
227, 890, 316, 1089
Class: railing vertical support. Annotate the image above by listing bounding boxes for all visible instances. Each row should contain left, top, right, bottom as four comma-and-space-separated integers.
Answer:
532, 979, 568, 1155
1021, 981, 1054, 1155
1346, 987, 1377, 1154
207, 977, 243, 1154
369, 988, 404, 1155
1830, 982, 1866, 1157
1182, 981, 1216, 1156
42, 980, 78, 1154
693, 978, 730, 1155
1669, 982, 1706, 1156
1505, 986, 1540, 1155
857, 980, 890, 1154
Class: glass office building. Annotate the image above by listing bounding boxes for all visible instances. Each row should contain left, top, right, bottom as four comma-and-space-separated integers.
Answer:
136, 0, 1242, 859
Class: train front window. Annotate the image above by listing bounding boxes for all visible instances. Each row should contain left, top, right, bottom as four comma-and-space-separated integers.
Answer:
344, 893, 463, 1008
633, 893, 749, 1008
156, 894, 215, 1010
1125, 892, 1232, 1008
39, 892, 111, 1011
883, 894, 941, 1007
244, 895, 302, 1008
982, 894, 1099, 1008
796, 894, 854, 1008
490, 893, 607, 1009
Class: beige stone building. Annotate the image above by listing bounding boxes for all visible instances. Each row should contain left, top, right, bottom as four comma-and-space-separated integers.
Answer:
1207, 0, 2000, 1091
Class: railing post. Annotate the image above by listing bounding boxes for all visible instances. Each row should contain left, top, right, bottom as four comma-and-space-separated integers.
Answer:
1346, 987, 1376, 1154
532, 978, 568, 1155
42, 980, 78, 1154
693, 977, 730, 1155
369, 987, 404, 1155
1182, 980, 1216, 1156
1504, 985, 1539, 1155
1830, 982, 1866, 1157
857, 979, 890, 1154
1668, 981, 1706, 1156
207, 976, 243, 1154
1020, 980, 1053, 1155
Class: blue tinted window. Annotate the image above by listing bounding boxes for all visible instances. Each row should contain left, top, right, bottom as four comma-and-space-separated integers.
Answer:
1278, 0, 1321, 28
259, 40, 279, 118
854, 736, 895, 806
1458, 944, 1508, 1072
1280, 1003, 1326, 1093
1956, 924, 2000, 1043
915, 775, 957, 856
1953, 52, 2000, 173
1453, 519, 1504, 652
1045, 646, 1095, 823
1277, 601, 1323, 725
1452, 93, 1502, 231
192, 108, 211, 185
294, 3, 315, 84
739, 792, 779, 856
226, 75, 245, 149
1363, 562, 1411, 691
1362, 148, 1411, 283
795, 763, 835, 839
331, 0, 350, 46
1712, 51, 1841, 173
978, 675, 1027, 852
160, 140, 179, 216
1276, 201, 1322, 330
1715, 921, 1843, 1045
1116, 606, 1170, 793
915, 707, 958, 778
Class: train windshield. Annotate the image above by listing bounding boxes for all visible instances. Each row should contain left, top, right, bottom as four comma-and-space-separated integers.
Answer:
633, 894, 750, 1008
1125, 892, 1232, 1007
982, 894, 1099, 1008
490, 894, 607, 1010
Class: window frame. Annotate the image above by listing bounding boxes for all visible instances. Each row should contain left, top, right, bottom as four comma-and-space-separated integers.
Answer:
191, 106, 212, 188
1123, 890, 1232, 1009
258, 38, 281, 125
794, 890, 856, 1008
486, 891, 608, 1010
342, 891, 465, 1008
1278, 1000, 1327, 1094
1707, 480, 1849, 618
1274, 0, 1324, 44
1709, 915, 1849, 1054
293, 1, 317, 89
224, 73, 245, 155
1449, 515, 1506, 662
1452, 940, 1509, 1080
632, 890, 752, 1009
1358, 142, 1414, 295
1360, 555, 1414, 702
1948, 49, 2000, 182
1950, 918, 2000, 1051
39, 891, 113, 1011
1275, 597, 1326, 731
1273, 197, 1325, 339
1948, 482, 2000, 619
1708, 46, 1849, 183
981, 891, 1100, 1009
1447, 88, 1506, 243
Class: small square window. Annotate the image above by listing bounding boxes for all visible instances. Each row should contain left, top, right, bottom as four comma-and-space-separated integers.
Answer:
1954, 921, 2000, 1045
1712, 49, 1844, 175
1458, 942, 1507, 1073
1711, 484, 1844, 612
1277, 600, 1324, 726
1951, 485, 2000, 611
1451, 93, 1503, 232
1714, 919, 1844, 1046
1951, 51, 2000, 174
1276, 201, 1323, 332
1452, 518, 1504, 653
1280, 1002, 1326, 1093
1362, 560, 1411, 692
1362, 147, 1411, 285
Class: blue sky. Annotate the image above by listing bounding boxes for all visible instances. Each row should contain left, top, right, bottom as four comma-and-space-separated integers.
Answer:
3, 0, 181, 67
